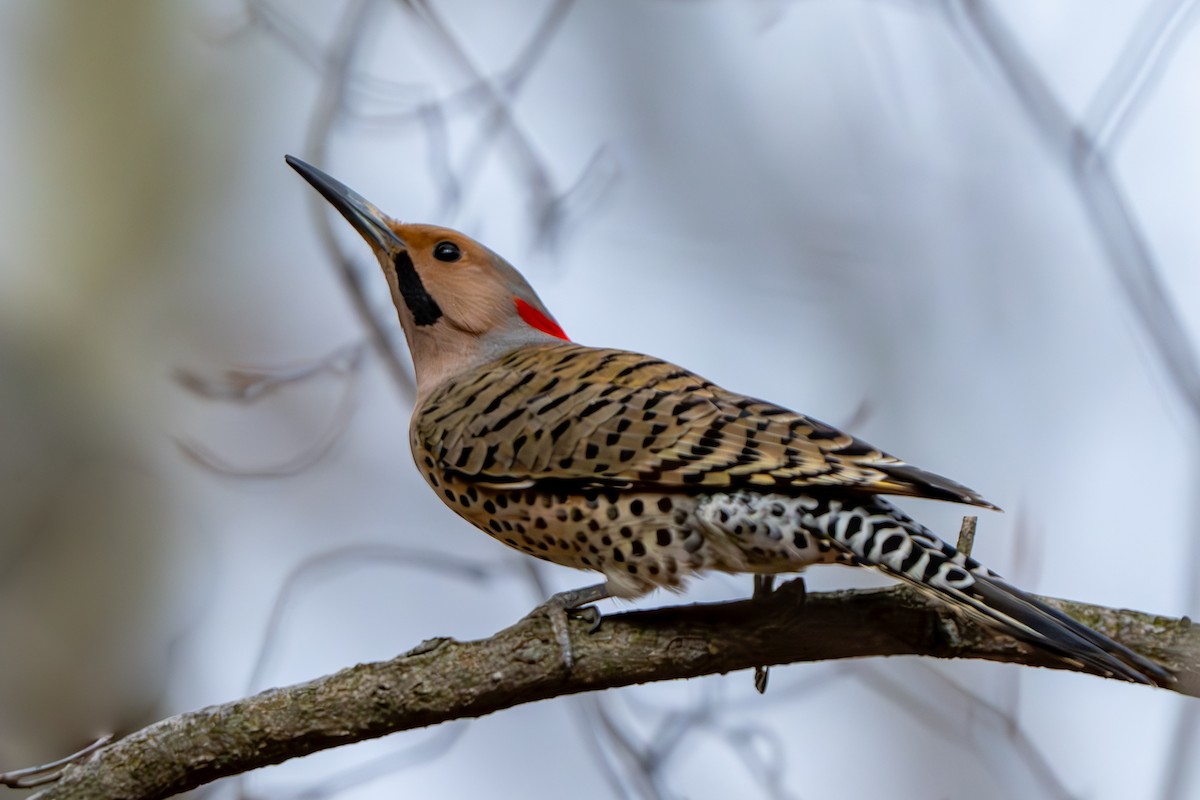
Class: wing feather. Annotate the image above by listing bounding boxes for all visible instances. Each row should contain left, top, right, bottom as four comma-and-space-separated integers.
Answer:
414, 344, 996, 508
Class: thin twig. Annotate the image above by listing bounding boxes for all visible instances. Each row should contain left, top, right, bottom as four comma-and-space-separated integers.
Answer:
0, 735, 114, 789
852, 662, 1074, 800
942, 6, 1200, 798
1083, 0, 1200, 153
298, 0, 418, 402
956, 515, 977, 558
174, 344, 366, 478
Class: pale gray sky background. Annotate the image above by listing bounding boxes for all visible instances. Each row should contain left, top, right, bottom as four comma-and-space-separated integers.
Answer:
1, 1, 1198, 798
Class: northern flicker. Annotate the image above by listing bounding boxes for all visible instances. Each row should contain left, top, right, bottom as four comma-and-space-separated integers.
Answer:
287, 155, 1172, 686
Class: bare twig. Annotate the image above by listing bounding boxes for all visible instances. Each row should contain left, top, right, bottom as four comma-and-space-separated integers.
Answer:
942, 6, 1200, 796
1083, 0, 1200, 153
0, 735, 113, 790
852, 663, 1074, 800
246, 544, 498, 693
28, 586, 1197, 800
174, 343, 364, 403
955, 515, 977, 558
396, 0, 577, 246
174, 344, 366, 478
298, 0, 418, 402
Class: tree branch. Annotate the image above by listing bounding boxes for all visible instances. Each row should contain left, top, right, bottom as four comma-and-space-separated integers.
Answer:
28, 584, 1199, 800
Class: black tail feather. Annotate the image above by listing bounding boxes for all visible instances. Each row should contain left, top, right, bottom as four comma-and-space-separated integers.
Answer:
815, 495, 1174, 686
931, 574, 1173, 686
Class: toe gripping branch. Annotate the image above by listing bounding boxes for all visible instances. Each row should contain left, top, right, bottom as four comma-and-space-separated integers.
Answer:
525, 582, 611, 670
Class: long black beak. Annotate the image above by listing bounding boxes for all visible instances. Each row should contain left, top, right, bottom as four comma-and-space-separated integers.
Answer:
285, 155, 406, 254
286, 155, 444, 328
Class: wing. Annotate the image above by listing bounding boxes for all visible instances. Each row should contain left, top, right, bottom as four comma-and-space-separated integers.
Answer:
415, 343, 997, 508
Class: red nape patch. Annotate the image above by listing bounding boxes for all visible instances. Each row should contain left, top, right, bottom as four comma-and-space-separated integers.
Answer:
515, 297, 569, 341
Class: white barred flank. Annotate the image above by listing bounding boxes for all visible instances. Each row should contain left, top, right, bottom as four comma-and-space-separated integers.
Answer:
698, 489, 1169, 684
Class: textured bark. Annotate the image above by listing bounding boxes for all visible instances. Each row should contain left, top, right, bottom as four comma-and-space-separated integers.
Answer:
30, 583, 1199, 800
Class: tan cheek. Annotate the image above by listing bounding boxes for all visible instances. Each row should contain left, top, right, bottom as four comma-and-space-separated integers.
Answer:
435, 265, 509, 332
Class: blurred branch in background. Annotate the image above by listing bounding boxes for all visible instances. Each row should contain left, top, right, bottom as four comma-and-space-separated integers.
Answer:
151, 0, 1200, 797
4, 0, 1188, 797
228, 544, 510, 800
182, 1, 631, 795
174, 342, 366, 478
851, 661, 1073, 799
946, 2, 1200, 796
27, 585, 1200, 800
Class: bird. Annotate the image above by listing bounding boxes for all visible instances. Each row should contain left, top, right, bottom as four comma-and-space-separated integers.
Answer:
285, 154, 1172, 687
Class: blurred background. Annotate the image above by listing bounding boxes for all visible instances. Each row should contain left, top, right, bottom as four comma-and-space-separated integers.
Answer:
1, 1, 1198, 797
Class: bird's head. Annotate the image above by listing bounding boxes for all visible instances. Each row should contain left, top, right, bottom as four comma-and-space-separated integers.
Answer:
286, 156, 568, 398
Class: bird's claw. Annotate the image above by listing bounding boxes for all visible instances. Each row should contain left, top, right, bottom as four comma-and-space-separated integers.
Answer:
524, 582, 610, 671
573, 605, 603, 633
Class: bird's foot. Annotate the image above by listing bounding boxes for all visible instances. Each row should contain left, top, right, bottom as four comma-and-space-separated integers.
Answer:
524, 582, 611, 671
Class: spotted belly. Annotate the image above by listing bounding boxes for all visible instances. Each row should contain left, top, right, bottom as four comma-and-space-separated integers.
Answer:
425, 466, 844, 597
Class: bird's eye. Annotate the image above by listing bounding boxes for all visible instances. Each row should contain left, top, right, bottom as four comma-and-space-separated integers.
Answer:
433, 241, 462, 262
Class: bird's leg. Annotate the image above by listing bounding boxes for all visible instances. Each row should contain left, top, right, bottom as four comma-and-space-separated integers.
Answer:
752, 575, 777, 693
754, 575, 776, 597
523, 582, 612, 670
